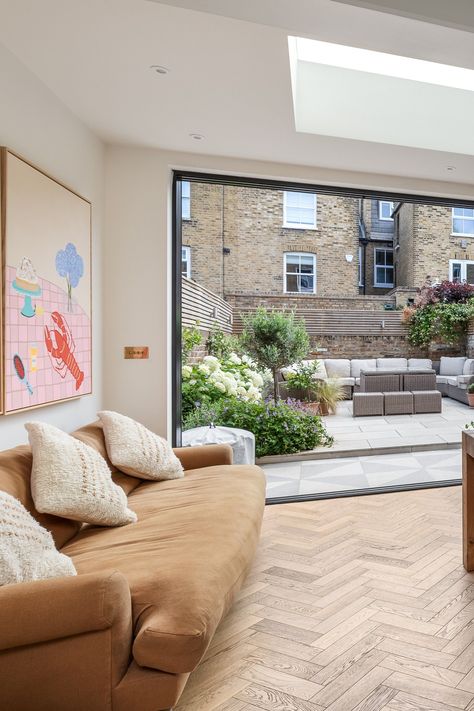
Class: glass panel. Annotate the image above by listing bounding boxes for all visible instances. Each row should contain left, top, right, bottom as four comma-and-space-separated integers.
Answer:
376, 267, 386, 284
301, 262, 314, 274
385, 251, 394, 266
285, 207, 304, 224
286, 274, 298, 291
452, 263, 462, 282
300, 275, 314, 292
285, 191, 315, 208
181, 181, 191, 220
375, 250, 385, 265
466, 264, 474, 285
182, 181, 190, 198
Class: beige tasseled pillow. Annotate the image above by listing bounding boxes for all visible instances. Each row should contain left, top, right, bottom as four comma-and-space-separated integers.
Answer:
0, 491, 76, 586
98, 410, 184, 480
25, 422, 137, 527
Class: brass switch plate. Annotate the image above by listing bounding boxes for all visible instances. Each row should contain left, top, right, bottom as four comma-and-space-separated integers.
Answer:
124, 346, 149, 360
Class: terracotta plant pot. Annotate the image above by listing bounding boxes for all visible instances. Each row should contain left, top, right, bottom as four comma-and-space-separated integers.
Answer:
468, 393, 474, 408
303, 401, 321, 415
318, 402, 330, 416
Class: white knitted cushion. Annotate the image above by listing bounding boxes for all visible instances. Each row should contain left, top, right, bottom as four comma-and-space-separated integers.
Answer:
0, 491, 76, 586
25, 422, 137, 527
98, 411, 184, 480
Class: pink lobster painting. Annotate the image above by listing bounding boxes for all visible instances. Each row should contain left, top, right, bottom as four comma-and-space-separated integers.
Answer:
44, 311, 84, 390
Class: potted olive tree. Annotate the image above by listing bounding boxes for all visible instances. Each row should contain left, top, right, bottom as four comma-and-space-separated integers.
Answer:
468, 383, 474, 407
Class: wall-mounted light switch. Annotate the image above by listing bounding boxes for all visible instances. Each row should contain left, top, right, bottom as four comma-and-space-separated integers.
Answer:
124, 346, 149, 360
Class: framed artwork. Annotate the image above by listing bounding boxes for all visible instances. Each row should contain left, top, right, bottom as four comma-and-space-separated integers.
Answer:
1, 149, 92, 414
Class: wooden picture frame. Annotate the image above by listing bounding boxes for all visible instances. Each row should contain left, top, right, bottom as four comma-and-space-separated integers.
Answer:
1, 148, 92, 414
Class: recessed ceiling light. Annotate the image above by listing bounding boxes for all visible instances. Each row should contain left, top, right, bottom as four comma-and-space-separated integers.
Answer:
291, 37, 474, 92
189, 133, 205, 141
447, 166, 456, 171
150, 65, 169, 75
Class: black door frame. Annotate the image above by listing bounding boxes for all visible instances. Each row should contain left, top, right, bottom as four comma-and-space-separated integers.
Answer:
172, 170, 473, 499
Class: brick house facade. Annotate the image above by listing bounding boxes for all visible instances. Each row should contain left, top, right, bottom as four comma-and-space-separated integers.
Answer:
182, 181, 474, 302
394, 202, 474, 288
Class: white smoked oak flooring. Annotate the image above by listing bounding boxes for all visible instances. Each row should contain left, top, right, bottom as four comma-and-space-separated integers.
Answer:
175, 487, 474, 711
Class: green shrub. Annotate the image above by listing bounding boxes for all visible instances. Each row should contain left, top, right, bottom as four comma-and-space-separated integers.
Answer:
183, 397, 333, 458
206, 323, 241, 360
182, 325, 202, 363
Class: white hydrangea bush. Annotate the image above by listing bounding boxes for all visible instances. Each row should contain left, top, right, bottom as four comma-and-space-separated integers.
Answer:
182, 352, 268, 419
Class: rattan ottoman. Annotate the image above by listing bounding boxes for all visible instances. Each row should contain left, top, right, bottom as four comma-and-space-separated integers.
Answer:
384, 391, 413, 415
402, 371, 436, 391
412, 389, 442, 414
353, 392, 384, 417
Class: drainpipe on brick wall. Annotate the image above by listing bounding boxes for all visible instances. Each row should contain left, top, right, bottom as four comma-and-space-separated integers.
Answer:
221, 184, 225, 297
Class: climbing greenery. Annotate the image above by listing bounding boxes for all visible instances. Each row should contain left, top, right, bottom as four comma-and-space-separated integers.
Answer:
406, 301, 474, 347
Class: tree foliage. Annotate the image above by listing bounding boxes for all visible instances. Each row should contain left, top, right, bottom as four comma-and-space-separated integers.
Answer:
240, 308, 309, 401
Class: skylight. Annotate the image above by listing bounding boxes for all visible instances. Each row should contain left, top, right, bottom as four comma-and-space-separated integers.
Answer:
290, 37, 474, 92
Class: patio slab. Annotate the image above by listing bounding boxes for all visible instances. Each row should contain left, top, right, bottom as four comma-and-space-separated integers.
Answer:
256, 396, 471, 465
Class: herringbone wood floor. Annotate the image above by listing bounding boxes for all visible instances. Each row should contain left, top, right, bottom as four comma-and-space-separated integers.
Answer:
175, 486, 474, 711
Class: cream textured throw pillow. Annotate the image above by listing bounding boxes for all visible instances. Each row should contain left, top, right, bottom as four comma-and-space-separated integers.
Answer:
25, 422, 137, 527
0, 491, 76, 586
98, 410, 184, 480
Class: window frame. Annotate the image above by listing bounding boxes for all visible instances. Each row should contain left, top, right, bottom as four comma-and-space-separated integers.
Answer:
283, 252, 316, 294
373, 247, 394, 288
181, 245, 191, 278
181, 180, 191, 220
379, 200, 394, 221
449, 258, 474, 284
283, 191, 317, 230
452, 207, 474, 236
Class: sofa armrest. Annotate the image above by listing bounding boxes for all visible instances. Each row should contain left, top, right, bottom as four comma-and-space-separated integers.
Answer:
173, 444, 233, 471
0, 569, 131, 652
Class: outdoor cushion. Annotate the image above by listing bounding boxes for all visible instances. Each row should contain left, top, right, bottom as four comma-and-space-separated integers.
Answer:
436, 375, 449, 385
355, 377, 360, 386
333, 377, 355, 387
408, 358, 432, 369
458, 375, 473, 385
439, 357, 466, 376
350, 359, 376, 378
325, 359, 350, 378
62, 464, 266, 675
376, 358, 407, 370
447, 376, 459, 387
464, 359, 474, 375
281, 360, 327, 381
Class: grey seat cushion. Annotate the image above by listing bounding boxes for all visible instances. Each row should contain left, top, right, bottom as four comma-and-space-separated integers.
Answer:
376, 358, 407, 369
408, 358, 432, 369
325, 359, 350, 378
350, 359, 377, 378
439, 357, 466, 376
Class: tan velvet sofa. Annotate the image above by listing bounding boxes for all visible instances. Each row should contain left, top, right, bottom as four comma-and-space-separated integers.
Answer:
0, 421, 266, 711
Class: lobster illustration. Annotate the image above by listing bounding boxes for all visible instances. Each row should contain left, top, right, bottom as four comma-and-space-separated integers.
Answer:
44, 311, 84, 390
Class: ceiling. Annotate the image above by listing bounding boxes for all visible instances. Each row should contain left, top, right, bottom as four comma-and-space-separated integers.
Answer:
330, 1, 474, 33
1, 0, 474, 186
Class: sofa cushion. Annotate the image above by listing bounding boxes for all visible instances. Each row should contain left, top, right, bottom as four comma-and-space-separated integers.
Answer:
408, 358, 432, 369
376, 358, 407, 370
439, 357, 466, 376
0, 445, 81, 549
350, 359, 377, 378
436, 375, 449, 385
324, 359, 350, 378
458, 375, 473, 385
282, 360, 327, 381
98, 411, 184, 481
62, 464, 266, 675
26, 422, 137, 527
447, 376, 459, 387
334, 377, 355, 387
0, 491, 76, 586
464, 359, 474, 375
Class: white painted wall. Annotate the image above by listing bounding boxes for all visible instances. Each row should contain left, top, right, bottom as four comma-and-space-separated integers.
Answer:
104, 145, 474, 440
0, 42, 104, 448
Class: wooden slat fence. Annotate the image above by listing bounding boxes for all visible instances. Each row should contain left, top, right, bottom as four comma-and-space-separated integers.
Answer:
182, 276, 232, 333
233, 309, 405, 337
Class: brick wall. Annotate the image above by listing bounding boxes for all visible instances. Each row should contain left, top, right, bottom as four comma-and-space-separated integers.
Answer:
396, 203, 474, 287
312, 335, 462, 359
226, 293, 395, 311
184, 184, 360, 298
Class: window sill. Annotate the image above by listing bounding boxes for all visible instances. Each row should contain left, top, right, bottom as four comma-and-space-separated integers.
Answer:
283, 291, 317, 295
373, 285, 394, 289
451, 233, 474, 237
282, 224, 318, 231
